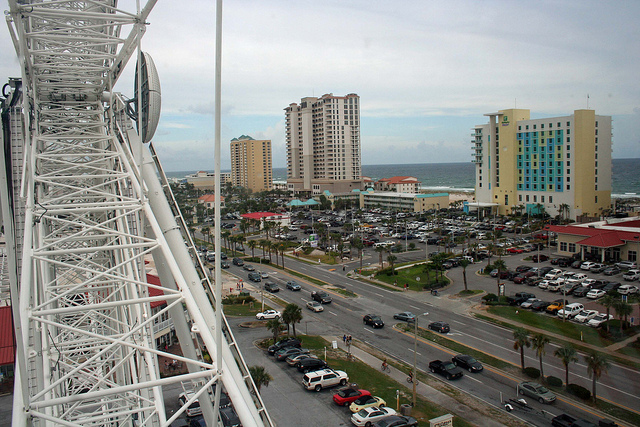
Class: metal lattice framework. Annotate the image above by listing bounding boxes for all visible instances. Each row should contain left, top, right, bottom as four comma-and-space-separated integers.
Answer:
2, 1, 271, 425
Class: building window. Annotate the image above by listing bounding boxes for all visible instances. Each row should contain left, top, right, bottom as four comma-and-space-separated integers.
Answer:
567, 185, 570, 190
541, 196, 545, 202
526, 195, 530, 202
533, 195, 537, 202
549, 196, 553, 203
519, 195, 522, 202
560, 242, 568, 251
568, 243, 576, 253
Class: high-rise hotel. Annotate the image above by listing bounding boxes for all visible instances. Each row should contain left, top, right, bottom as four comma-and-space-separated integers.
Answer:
472, 109, 612, 220
285, 93, 363, 195
230, 135, 273, 193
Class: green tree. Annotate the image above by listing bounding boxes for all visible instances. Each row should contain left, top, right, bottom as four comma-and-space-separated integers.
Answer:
513, 328, 530, 371
554, 344, 578, 388
600, 294, 617, 333
247, 239, 258, 259
387, 254, 398, 275
459, 259, 470, 292
531, 333, 550, 381
248, 365, 273, 393
493, 259, 507, 295
282, 303, 303, 337
614, 299, 633, 333
375, 246, 386, 269
201, 226, 211, 245
585, 352, 610, 402
266, 318, 281, 344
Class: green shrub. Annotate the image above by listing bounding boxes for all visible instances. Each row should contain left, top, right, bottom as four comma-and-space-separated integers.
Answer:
567, 383, 591, 400
484, 265, 494, 274
547, 376, 563, 388
482, 293, 498, 302
223, 295, 256, 305
524, 367, 540, 379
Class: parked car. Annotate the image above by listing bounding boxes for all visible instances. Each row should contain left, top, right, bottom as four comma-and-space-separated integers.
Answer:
306, 301, 324, 312
531, 254, 549, 263
349, 395, 386, 413
275, 347, 309, 361
616, 261, 637, 270
531, 300, 552, 311
572, 286, 591, 297
556, 303, 584, 319
297, 358, 329, 373
350, 406, 397, 427
622, 269, 640, 281
371, 415, 418, 427
219, 406, 241, 427
428, 360, 463, 380
588, 263, 606, 273
580, 262, 597, 271
618, 284, 638, 295
588, 313, 613, 328
451, 354, 483, 372
393, 312, 416, 322
263, 282, 279, 293
302, 368, 348, 391
507, 292, 536, 306
517, 381, 556, 404
255, 309, 280, 320
286, 353, 317, 367
516, 265, 532, 273
603, 266, 621, 276
232, 257, 244, 266
363, 314, 385, 328
520, 298, 542, 309
178, 391, 202, 417
586, 289, 606, 299
602, 282, 621, 294
286, 280, 301, 291
546, 299, 568, 315
573, 310, 599, 323
428, 321, 450, 333
268, 338, 301, 355
333, 387, 371, 406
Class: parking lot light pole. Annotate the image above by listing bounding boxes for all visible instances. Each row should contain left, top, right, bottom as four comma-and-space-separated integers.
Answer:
413, 312, 428, 406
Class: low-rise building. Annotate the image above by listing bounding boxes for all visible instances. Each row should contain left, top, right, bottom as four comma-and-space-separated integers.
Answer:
186, 171, 232, 191
374, 176, 421, 193
198, 194, 226, 209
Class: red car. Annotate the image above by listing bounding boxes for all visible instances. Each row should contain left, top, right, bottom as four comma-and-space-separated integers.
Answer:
332, 388, 370, 406
507, 247, 525, 254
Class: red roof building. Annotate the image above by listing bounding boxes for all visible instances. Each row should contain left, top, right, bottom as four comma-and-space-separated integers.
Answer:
374, 176, 421, 193
0, 306, 15, 373
198, 194, 225, 209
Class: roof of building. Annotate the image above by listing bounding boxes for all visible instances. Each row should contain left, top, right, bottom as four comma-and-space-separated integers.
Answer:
547, 219, 640, 248
0, 306, 15, 366
241, 212, 282, 220
230, 135, 255, 141
146, 274, 167, 309
575, 231, 627, 248
198, 194, 225, 203
377, 176, 420, 184
415, 193, 449, 198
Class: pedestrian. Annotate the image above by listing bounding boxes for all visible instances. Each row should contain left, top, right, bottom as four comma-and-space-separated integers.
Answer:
241, 281, 244, 290
236, 282, 240, 290
343, 334, 346, 343
394, 280, 397, 287
342, 265, 346, 272
404, 283, 408, 291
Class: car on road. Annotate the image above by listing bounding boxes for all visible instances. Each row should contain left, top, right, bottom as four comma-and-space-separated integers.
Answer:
248, 272, 261, 282
286, 280, 301, 291
586, 289, 606, 299
302, 368, 348, 391
232, 257, 244, 266
428, 360, 463, 380
255, 309, 280, 320
268, 337, 301, 355
349, 395, 387, 413
306, 301, 324, 312
517, 381, 556, 404
428, 321, 450, 333
263, 281, 279, 293
297, 358, 329, 373
573, 310, 599, 323
350, 406, 397, 427
311, 290, 332, 304
451, 354, 483, 373
242, 264, 255, 271
603, 266, 621, 276
220, 260, 230, 269
259, 271, 269, 279
333, 387, 371, 406
616, 261, 637, 270
363, 314, 385, 328
588, 313, 613, 328
393, 312, 416, 323
275, 347, 309, 361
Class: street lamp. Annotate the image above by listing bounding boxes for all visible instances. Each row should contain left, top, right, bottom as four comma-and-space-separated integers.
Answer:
413, 312, 429, 406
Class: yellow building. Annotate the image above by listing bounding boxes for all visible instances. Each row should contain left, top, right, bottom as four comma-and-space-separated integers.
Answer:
230, 135, 273, 193
472, 109, 612, 220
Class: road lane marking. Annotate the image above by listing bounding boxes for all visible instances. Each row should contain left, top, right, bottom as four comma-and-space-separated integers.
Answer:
464, 375, 482, 384
450, 319, 466, 326
365, 328, 375, 334
410, 305, 421, 310
374, 292, 385, 297
328, 311, 338, 316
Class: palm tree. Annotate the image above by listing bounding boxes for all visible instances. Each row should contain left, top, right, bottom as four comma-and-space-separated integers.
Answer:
248, 365, 273, 393
531, 333, 550, 381
459, 259, 470, 291
201, 226, 211, 245
613, 299, 633, 333
600, 294, 616, 333
585, 352, 610, 402
554, 344, 578, 387
283, 304, 303, 337
513, 328, 530, 371
279, 242, 287, 269
266, 318, 281, 344
375, 246, 386, 269
387, 254, 397, 275
247, 239, 258, 259
259, 238, 269, 260
493, 259, 507, 295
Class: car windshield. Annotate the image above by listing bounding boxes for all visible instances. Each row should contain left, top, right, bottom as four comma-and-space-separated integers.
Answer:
535, 385, 549, 393
466, 357, 477, 363
444, 362, 456, 369
372, 316, 381, 321
357, 409, 368, 417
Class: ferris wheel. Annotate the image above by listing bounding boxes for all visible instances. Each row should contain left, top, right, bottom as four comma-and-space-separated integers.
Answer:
0, 1, 271, 425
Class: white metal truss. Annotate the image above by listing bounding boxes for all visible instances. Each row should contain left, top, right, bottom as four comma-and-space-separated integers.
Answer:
2, 1, 272, 426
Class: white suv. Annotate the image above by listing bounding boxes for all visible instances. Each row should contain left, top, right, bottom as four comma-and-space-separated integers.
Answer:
557, 303, 585, 319
622, 269, 640, 281
302, 368, 348, 392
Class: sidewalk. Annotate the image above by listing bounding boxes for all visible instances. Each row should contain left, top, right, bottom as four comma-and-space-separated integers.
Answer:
325, 335, 509, 427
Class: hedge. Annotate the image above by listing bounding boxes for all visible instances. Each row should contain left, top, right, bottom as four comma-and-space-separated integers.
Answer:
524, 367, 540, 379
547, 376, 563, 388
567, 383, 591, 400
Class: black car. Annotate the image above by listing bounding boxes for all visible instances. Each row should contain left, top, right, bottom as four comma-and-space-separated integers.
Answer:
452, 354, 483, 373
393, 312, 416, 323
428, 321, 450, 333
274, 347, 309, 361
268, 338, 301, 355
286, 281, 301, 291
296, 357, 328, 373
531, 300, 552, 311
248, 272, 261, 282
220, 260, 230, 269
557, 258, 572, 267
219, 406, 241, 427
538, 266, 554, 275
232, 257, 244, 266
428, 360, 464, 380
515, 265, 532, 273
264, 282, 280, 293
363, 314, 384, 328
572, 286, 591, 297
531, 254, 549, 263
311, 290, 332, 304
602, 282, 621, 293
603, 266, 621, 276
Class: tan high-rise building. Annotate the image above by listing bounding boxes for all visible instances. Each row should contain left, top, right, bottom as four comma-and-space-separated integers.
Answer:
230, 135, 273, 193
285, 93, 363, 196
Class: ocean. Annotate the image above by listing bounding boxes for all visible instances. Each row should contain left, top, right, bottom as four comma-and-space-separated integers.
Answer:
165, 158, 640, 197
